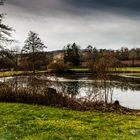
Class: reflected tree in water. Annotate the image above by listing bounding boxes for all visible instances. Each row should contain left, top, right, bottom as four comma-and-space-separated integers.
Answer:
92, 51, 121, 107
21, 31, 47, 94
62, 81, 80, 98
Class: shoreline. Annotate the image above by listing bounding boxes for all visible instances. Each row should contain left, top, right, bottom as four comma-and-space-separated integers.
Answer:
0, 71, 140, 115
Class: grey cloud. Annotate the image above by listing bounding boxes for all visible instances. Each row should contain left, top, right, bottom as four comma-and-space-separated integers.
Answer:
6, 0, 73, 14
1, 0, 140, 50
65, 0, 140, 11
8, 0, 140, 11
5, 0, 140, 21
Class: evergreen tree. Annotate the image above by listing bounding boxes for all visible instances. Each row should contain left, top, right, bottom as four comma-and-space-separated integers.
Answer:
64, 43, 80, 67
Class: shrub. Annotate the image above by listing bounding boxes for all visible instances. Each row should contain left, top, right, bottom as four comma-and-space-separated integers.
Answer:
47, 61, 67, 72
0, 82, 129, 113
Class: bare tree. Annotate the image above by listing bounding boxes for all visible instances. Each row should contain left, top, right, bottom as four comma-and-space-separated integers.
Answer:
129, 49, 137, 67
22, 31, 47, 95
22, 31, 47, 75
94, 51, 120, 107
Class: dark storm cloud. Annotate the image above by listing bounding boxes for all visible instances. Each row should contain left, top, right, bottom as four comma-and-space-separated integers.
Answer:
5, 0, 83, 17
65, 0, 140, 11
5, 0, 140, 18
1, 0, 140, 50
7, 0, 68, 11
7, 0, 140, 10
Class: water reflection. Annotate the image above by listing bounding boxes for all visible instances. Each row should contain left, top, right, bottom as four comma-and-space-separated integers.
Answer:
54, 74, 140, 109
1, 74, 140, 109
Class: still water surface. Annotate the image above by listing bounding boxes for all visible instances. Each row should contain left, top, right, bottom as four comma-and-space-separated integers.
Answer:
49, 74, 140, 109
1, 74, 140, 109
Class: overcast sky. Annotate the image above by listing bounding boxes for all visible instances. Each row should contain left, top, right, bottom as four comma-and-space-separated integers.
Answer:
0, 0, 140, 51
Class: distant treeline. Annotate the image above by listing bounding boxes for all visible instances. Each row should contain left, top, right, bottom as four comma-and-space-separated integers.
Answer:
0, 43, 140, 71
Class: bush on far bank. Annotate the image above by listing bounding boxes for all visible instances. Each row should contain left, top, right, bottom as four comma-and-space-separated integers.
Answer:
47, 61, 66, 72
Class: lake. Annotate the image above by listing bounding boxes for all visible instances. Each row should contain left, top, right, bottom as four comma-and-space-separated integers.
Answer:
1, 74, 140, 109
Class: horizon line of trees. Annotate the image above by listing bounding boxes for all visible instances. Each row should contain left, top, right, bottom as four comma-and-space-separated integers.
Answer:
0, 1, 140, 73
1, 31, 140, 72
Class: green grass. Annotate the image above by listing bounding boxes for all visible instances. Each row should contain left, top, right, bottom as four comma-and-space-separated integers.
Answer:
0, 67, 140, 77
70, 68, 90, 72
0, 103, 140, 140
0, 69, 90, 76
0, 71, 23, 77
70, 67, 140, 73
111, 67, 140, 72
127, 74, 140, 77
0, 70, 47, 77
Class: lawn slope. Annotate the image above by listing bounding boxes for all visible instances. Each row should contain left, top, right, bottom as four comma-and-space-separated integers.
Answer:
0, 103, 140, 140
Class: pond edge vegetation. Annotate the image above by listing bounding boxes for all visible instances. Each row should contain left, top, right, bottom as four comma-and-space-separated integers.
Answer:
1, 79, 140, 116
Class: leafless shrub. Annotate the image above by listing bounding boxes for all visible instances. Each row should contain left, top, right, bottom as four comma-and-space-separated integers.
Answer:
0, 80, 129, 113
47, 61, 68, 73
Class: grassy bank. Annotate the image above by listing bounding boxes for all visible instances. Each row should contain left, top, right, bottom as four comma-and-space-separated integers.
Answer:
0, 70, 46, 77
128, 74, 140, 77
69, 68, 90, 73
0, 103, 140, 140
70, 67, 140, 73
0, 71, 23, 77
0, 67, 140, 77
111, 67, 140, 73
